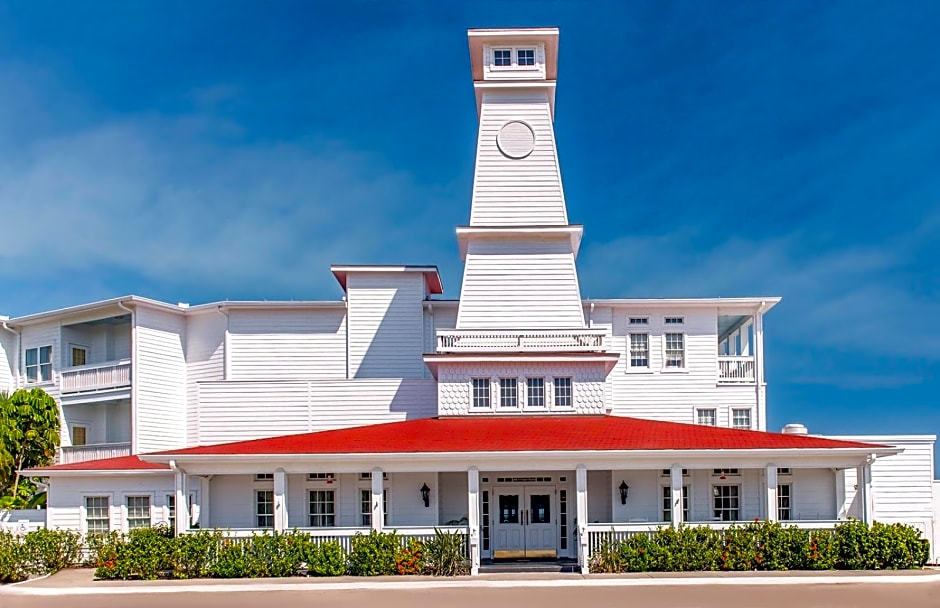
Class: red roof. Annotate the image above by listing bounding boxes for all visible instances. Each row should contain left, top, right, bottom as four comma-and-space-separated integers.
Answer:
152, 415, 881, 457
28, 455, 171, 473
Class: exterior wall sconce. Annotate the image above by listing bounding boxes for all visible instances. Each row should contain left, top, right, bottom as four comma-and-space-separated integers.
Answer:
618, 481, 630, 504
420, 483, 431, 507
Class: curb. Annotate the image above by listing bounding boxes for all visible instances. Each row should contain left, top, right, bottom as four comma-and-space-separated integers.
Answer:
5, 572, 940, 595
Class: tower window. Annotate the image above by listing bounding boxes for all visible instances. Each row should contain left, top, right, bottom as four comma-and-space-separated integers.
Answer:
517, 49, 535, 66
493, 49, 512, 66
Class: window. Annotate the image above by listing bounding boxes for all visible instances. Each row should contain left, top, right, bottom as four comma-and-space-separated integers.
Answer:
712, 485, 740, 521
777, 484, 792, 521
499, 378, 518, 408
553, 377, 573, 408
732, 409, 752, 430
661, 469, 689, 476
308, 490, 336, 527
777, 468, 792, 476
628, 317, 649, 325
471, 378, 491, 408
166, 495, 176, 530
254, 473, 274, 481
24, 346, 52, 383
256, 490, 274, 528
517, 48, 535, 65
358, 472, 388, 480
629, 333, 650, 368
526, 378, 545, 407
360, 488, 388, 527
664, 333, 685, 368
712, 468, 740, 476
85, 496, 110, 534
307, 473, 335, 481
697, 408, 717, 426
662, 485, 690, 522
559, 489, 568, 550
71, 426, 87, 446
70, 345, 88, 367
126, 496, 151, 530
665, 316, 685, 325
493, 49, 512, 66
481, 490, 490, 551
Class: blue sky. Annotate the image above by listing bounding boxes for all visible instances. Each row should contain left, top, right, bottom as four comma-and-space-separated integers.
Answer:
1, 2, 938, 459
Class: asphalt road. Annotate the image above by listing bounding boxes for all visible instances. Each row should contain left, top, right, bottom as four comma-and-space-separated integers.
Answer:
5, 583, 940, 608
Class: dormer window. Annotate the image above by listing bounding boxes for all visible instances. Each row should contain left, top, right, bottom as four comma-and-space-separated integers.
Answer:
489, 46, 539, 70
494, 49, 512, 66
517, 49, 535, 66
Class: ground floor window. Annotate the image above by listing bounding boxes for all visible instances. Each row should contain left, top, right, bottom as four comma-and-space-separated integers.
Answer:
661, 485, 690, 522
256, 490, 274, 528
166, 495, 176, 530
85, 496, 110, 534
712, 485, 740, 521
777, 483, 792, 521
126, 496, 151, 530
308, 490, 336, 527
360, 488, 388, 527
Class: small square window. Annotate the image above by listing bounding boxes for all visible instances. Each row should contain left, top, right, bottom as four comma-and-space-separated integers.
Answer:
732, 408, 752, 430
553, 377, 573, 408
499, 378, 518, 408
697, 408, 717, 426
526, 378, 545, 407
493, 49, 512, 66
471, 378, 491, 408
517, 49, 535, 66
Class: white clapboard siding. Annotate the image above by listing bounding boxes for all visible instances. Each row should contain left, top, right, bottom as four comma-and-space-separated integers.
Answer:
185, 312, 226, 445
46, 475, 181, 532
470, 93, 567, 226
594, 306, 762, 429
228, 309, 346, 380
196, 378, 438, 445
836, 437, 935, 524
0, 331, 13, 394
588, 470, 612, 523
456, 238, 586, 329
347, 273, 426, 379
135, 308, 187, 453
789, 469, 837, 521
18, 321, 62, 401
438, 472, 468, 525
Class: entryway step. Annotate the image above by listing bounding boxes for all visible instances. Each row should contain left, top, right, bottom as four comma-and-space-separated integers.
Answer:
479, 560, 579, 574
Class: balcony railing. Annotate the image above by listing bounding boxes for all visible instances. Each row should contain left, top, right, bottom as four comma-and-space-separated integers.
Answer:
59, 442, 131, 464
437, 328, 608, 353
59, 359, 131, 395
717, 356, 756, 384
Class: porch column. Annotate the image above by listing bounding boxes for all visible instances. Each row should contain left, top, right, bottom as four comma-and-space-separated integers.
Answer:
198, 476, 211, 528
273, 468, 288, 532
174, 469, 189, 536
857, 458, 874, 525
670, 464, 684, 528
371, 467, 384, 532
576, 464, 589, 574
765, 464, 778, 522
467, 467, 480, 575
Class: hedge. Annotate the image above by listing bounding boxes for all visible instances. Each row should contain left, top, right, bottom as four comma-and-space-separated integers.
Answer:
589, 520, 931, 573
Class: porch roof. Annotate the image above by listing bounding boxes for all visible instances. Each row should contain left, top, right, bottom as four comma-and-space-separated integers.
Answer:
26, 455, 171, 475
149, 415, 884, 458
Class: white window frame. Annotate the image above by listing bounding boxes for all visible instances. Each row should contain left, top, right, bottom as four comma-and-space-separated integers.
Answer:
628, 316, 650, 326
308, 488, 337, 528
69, 343, 90, 368
24, 345, 53, 383
525, 377, 545, 408
712, 468, 741, 476
498, 377, 518, 408
664, 316, 685, 325
358, 472, 388, 481
307, 473, 336, 481
731, 408, 753, 430
83, 495, 112, 535
552, 376, 573, 409
125, 495, 153, 531
712, 484, 741, 521
359, 487, 389, 527
663, 332, 686, 370
255, 489, 274, 528
777, 483, 792, 521
696, 408, 717, 426
489, 45, 540, 71
470, 377, 492, 410
627, 333, 651, 371
254, 473, 274, 481
661, 484, 691, 522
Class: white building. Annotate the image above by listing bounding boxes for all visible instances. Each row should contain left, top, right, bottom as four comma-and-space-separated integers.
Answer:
3, 28, 936, 572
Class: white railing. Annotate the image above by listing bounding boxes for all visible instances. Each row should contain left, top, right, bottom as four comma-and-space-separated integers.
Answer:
585, 520, 841, 560
209, 525, 469, 556
59, 442, 131, 464
59, 359, 132, 394
437, 328, 608, 353
717, 356, 755, 383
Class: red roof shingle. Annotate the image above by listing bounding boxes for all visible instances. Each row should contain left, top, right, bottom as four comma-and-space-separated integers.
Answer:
28, 455, 171, 473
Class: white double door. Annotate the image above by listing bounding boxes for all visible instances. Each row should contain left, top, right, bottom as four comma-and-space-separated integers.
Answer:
493, 485, 556, 559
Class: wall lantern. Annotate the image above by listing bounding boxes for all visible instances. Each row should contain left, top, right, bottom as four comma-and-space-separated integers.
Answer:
420, 483, 431, 508
618, 481, 630, 505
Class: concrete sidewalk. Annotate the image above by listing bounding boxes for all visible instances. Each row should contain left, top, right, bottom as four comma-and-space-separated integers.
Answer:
4, 567, 940, 595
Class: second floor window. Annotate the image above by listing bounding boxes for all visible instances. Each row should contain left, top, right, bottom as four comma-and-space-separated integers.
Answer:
664, 333, 685, 368
499, 378, 518, 408
25, 346, 52, 382
554, 377, 573, 408
732, 409, 752, 429
697, 408, 717, 426
471, 378, 491, 408
629, 333, 649, 368
526, 378, 545, 407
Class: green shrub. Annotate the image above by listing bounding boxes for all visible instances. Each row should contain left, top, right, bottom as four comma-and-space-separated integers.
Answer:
90, 532, 128, 580
348, 530, 400, 576
0, 532, 29, 584
172, 530, 222, 579
22, 528, 82, 575
423, 529, 469, 576
208, 538, 249, 578
300, 539, 346, 576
